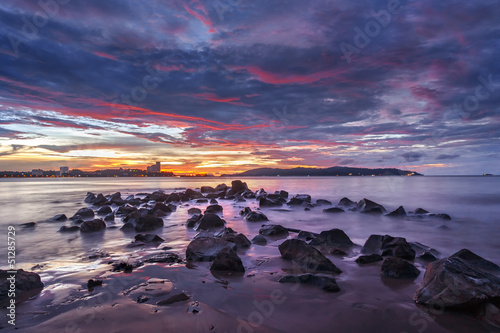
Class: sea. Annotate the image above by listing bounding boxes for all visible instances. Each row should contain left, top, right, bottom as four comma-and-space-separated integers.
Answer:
0, 176, 499, 332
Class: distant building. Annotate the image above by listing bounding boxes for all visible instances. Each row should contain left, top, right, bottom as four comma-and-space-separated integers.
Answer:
32, 169, 43, 176
60, 166, 69, 176
147, 162, 161, 172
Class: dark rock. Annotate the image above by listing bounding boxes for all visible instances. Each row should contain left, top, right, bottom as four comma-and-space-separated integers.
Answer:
251, 235, 268, 245
279, 274, 340, 292
104, 213, 115, 222
435, 213, 451, 220
210, 198, 218, 205
84, 192, 96, 203
188, 208, 202, 215
185, 189, 205, 200
221, 233, 251, 250
149, 191, 168, 202
287, 194, 312, 206
323, 207, 345, 213
312, 229, 353, 247
165, 192, 181, 202
381, 257, 420, 278
201, 186, 215, 193
0, 269, 44, 303
239, 207, 252, 216
361, 234, 415, 260
194, 213, 225, 231
136, 295, 149, 303
451, 249, 500, 272
134, 234, 164, 244
153, 202, 172, 214
278, 239, 342, 273
196, 198, 209, 204
259, 224, 289, 237
127, 198, 143, 206
71, 207, 95, 220
337, 197, 356, 208
419, 251, 438, 262
93, 193, 107, 206
245, 211, 268, 222
329, 248, 348, 256
357, 198, 386, 213
279, 190, 289, 198
386, 206, 406, 217
415, 208, 429, 214
87, 279, 102, 290
80, 219, 106, 232
297, 231, 317, 241
157, 293, 190, 305
186, 237, 236, 261
135, 216, 164, 232
97, 206, 112, 216
186, 214, 203, 228
204, 204, 223, 214
230, 180, 249, 194
414, 256, 500, 308
58, 225, 80, 232
210, 247, 245, 272
259, 197, 282, 207
116, 204, 138, 216
51, 214, 67, 221
145, 253, 183, 264
214, 184, 228, 192
316, 199, 332, 206
356, 254, 384, 264
120, 222, 135, 231
21, 222, 36, 228
111, 260, 142, 273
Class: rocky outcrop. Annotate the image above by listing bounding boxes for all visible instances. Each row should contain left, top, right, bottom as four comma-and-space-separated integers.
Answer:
278, 239, 342, 273
361, 234, 415, 260
309, 229, 354, 249
386, 206, 406, 217
210, 247, 245, 272
185, 237, 236, 261
229, 180, 249, 195
451, 249, 500, 272
337, 197, 356, 208
278, 274, 340, 292
287, 194, 312, 206
357, 198, 386, 214
381, 257, 420, 278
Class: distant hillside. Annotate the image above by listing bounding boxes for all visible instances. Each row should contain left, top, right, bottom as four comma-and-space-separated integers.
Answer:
221, 166, 423, 177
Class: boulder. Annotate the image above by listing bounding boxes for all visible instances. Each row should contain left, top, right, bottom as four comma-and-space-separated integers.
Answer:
84, 192, 96, 203
361, 234, 415, 260
251, 235, 268, 245
110, 192, 126, 205
186, 214, 203, 228
104, 213, 114, 222
145, 253, 183, 264
337, 197, 356, 208
279, 190, 289, 198
287, 194, 312, 206
21, 222, 36, 228
134, 216, 164, 232
210, 247, 245, 272
153, 202, 172, 214
414, 255, 500, 308
0, 269, 44, 304
245, 211, 268, 222
381, 257, 420, 278
51, 214, 67, 221
451, 249, 500, 272
93, 193, 107, 206
188, 208, 202, 215
259, 224, 289, 237
278, 239, 342, 273
357, 198, 386, 214
310, 229, 353, 248
157, 293, 190, 305
185, 189, 205, 200
186, 237, 236, 261
419, 251, 438, 262
221, 233, 251, 250
323, 207, 345, 213
259, 197, 282, 207
165, 192, 181, 202
415, 208, 429, 214
214, 184, 228, 192
386, 206, 406, 217
134, 234, 164, 244
210, 198, 218, 205
97, 206, 112, 216
316, 199, 332, 206
297, 231, 318, 241
149, 191, 168, 202
59, 225, 80, 232
71, 207, 94, 220
204, 204, 223, 214
80, 219, 106, 232
278, 274, 339, 292
201, 186, 215, 193
230, 180, 249, 194
355, 254, 384, 264
127, 198, 143, 206
194, 213, 225, 231
116, 204, 138, 216
239, 207, 252, 216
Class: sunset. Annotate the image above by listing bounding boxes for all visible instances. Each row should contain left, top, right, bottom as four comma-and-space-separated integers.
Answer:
1, 1, 500, 332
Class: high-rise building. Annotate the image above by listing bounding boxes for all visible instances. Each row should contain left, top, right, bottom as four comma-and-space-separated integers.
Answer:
146, 162, 161, 172
60, 166, 69, 176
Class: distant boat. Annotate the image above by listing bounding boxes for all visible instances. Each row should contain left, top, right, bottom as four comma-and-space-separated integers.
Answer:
483, 173, 494, 176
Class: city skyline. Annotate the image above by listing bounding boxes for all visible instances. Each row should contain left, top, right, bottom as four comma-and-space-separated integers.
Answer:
0, 1, 499, 175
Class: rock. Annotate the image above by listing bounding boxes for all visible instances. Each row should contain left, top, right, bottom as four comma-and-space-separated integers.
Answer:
93, 193, 107, 206
337, 197, 356, 208
104, 213, 115, 222
80, 219, 106, 232
97, 206, 112, 216
214, 184, 228, 192
316, 199, 332, 206
278, 274, 340, 292
287, 194, 312, 206
245, 211, 268, 222
323, 207, 345, 213
111, 260, 143, 273
186, 214, 203, 228
435, 213, 451, 220
279, 190, 289, 198
145, 253, 183, 264
59, 225, 80, 232
259, 197, 282, 207
185, 189, 205, 200
239, 207, 252, 216
210, 247, 245, 272
361, 234, 415, 260
381, 257, 420, 278
414, 256, 500, 308
311, 229, 353, 248
451, 249, 500, 272
186, 237, 236, 261
196, 198, 209, 204
51, 214, 67, 221
188, 208, 202, 215
386, 206, 406, 217
149, 191, 168, 202
134, 234, 164, 244
87, 279, 103, 290
110, 192, 126, 205
415, 208, 429, 214
194, 213, 225, 231
0, 269, 44, 303
210, 198, 218, 205
136, 295, 149, 303
84, 192, 96, 203
165, 192, 181, 202
157, 293, 190, 305
153, 202, 172, 214
355, 254, 384, 264
134, 216, 164, 232
419, 251, 438, 262
230, 180, 249, 194
71, 207, 95, 220
201, 186, 215, 193
204, 204, 223, 214
221, 233, 251, 250
278, 239, 342, 273
251, 235, 267, 245
357, 198, 386, 214
259, 224, 289, 237
116, 204, 137, 216
127, 198, 142, 206
297, 231, 317, 241
21, 222, 36, 228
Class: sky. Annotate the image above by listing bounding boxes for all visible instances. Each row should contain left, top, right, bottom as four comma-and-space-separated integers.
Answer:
0, 0, 499, 175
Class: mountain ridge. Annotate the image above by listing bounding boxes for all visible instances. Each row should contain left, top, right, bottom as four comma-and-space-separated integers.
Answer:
221, 166, 423, 177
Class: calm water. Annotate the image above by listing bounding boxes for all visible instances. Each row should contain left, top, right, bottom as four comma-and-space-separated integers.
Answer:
0, 176, 499, 270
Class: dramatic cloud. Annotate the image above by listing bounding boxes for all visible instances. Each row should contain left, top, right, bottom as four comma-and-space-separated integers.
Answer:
0, 0, 499, 174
